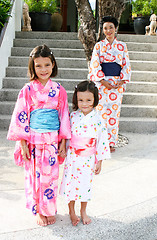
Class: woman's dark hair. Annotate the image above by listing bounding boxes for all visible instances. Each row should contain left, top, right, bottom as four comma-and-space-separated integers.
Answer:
28, 44, 58, 80
100, 16, 118, 28
97, 16, 118, 42
72, 80, 99, 111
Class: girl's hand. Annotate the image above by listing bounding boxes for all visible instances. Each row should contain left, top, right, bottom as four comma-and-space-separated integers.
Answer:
100, 79, 114, 90
58, 139, 66, 158
20, 140, 30, 161
95, 160, 102, 175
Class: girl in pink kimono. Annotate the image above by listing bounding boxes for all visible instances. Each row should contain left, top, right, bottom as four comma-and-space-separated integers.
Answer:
89, 16, 131, 153
60, 81, 110, 226
7, 45, 71, 226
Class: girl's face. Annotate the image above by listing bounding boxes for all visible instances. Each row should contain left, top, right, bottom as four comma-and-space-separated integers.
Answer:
103, 22, 116, 42
77, 90, 94, 115
34, 57, 54, 85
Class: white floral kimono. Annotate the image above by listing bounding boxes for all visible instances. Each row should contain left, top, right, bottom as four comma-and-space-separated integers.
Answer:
60, 109, 110, 203
89, 38, 131, 147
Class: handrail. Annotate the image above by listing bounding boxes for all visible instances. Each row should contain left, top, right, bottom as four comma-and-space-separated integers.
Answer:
0, 0, 15, 47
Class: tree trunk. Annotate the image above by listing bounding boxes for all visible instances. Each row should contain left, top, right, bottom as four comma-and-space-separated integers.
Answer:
97, 0, 126, 41
75, 0, 126, 64
74, 0, 96, 65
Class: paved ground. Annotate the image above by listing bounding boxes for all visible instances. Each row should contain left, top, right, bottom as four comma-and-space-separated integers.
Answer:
0, 131, 157, 240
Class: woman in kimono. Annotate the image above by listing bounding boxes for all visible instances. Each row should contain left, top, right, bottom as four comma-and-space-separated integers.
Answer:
7, 45, 71, 226
89, 16, 131, 152
60, 81, 110, 226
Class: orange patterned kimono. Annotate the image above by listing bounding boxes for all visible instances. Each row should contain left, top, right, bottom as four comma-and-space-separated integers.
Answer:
89, 38, 131, 147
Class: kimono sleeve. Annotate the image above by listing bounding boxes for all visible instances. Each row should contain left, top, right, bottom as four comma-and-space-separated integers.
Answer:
7, 84, 31, 142
88, 42, 105, 82
120, 43, 131, 83
96, 126, 111, 161
58, 85, 71, 142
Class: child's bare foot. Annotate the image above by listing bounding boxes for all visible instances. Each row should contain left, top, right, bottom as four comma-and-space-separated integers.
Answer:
69, 212, 80, 226
36, 213, 47, 226
80, 211, 91, 225
46, 216, 56, 225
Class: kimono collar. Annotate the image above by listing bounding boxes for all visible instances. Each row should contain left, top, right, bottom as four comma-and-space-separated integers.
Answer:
32, 78, 53, 92
78, 109, 96, 118
103, 37, 117, 47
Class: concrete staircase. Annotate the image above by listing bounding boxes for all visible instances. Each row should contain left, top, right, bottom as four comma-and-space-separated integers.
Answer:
0, 32, 157, 133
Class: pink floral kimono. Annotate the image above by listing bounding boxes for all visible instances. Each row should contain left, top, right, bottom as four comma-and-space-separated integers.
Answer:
7, 79, 71, 216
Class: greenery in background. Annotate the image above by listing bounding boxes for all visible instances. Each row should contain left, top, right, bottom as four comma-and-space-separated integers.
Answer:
25, 0, 57, 14
0, 0, 12, 32
132, 0, 157, 17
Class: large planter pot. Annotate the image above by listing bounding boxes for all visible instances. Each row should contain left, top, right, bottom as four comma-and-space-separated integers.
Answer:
133, 16, 150, 35
50, 13, 63, 31
29, 12, 52, 31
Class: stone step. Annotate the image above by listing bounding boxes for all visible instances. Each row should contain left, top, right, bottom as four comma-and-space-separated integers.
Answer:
11, 47, 86, 58
14, 39, 83, 49
119, 117, 157, 133
5, 67, 157, 82
13, 38, 157, 52
1, 88, 157, 105
11, 47, 157, 62
15, 31, 157, 43
8, 56, 157, 72
0, 101, 157, 119
1, 113, 156, 133
3, 78, 157, 94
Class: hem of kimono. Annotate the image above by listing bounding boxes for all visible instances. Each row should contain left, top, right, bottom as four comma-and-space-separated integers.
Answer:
26, 204, 57, 217
60, 194, 91, 204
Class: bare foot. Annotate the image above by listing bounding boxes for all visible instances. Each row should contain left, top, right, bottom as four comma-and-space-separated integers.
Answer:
69, 212, 80, 226
110, 146, 115, 153
81, 211, 91, 225
36, 213, 47, 226
46, 216, 56, 225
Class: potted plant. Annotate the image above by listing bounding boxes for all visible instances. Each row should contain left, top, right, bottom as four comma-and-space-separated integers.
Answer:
0, 0, 12, 33
131, 0, 151, 34
24, 0, 57, 31
131, 0, 157, 34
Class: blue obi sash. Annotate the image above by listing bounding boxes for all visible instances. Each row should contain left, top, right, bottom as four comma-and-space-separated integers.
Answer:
30, 109, 60, 133
100, 62, 121, 76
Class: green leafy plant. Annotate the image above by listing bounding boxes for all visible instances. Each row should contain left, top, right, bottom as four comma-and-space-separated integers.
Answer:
132, 0, 157, 17
0, 0, 12, 32
25, 0, 57, 14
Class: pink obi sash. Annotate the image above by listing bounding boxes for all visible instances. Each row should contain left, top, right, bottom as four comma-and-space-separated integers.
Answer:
69, 134, 97, 160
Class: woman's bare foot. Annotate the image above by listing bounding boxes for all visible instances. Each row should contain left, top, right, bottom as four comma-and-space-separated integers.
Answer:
36, 213, 47, 226
110, 146, 115, 153
69, 212, 80, 226
80, 211, 91, 225
46, 216, 56, 225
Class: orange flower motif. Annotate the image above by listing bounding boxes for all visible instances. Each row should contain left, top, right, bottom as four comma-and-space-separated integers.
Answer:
96, 43, 100, 50
117, 111, 120, 118
93, 60, 99, 68
102, 113, 107, 120
96, 104, 103, 111
118, 86, 123, 93
103, 88, 108, 94
118, 54, 122, 61
101, 46, 107, 53
112, 104, 118, 110
112, 129, 116, 135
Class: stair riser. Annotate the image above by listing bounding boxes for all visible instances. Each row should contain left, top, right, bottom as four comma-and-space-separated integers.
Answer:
6, 67, 157, 82
1, 116, 157, 133
121, 107, 157, 118
8, 57, 157, 72
14, 39, 83, 49
129, 52, 157, 61
119, 120, 157, 133
9, 57, 88, 69
11, 48, 86, 58
0, 103, 156, 118
1, 90, 157, 105
15, 32, 157, 44
3, 78, 157, 94
13, 39, 157, 52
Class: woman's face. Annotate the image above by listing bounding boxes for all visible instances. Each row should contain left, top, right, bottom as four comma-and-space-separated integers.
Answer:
103, 22, 116, 42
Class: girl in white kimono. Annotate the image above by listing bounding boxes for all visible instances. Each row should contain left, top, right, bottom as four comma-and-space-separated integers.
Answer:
60, 81, 110, 226
89, 16, 131, 152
